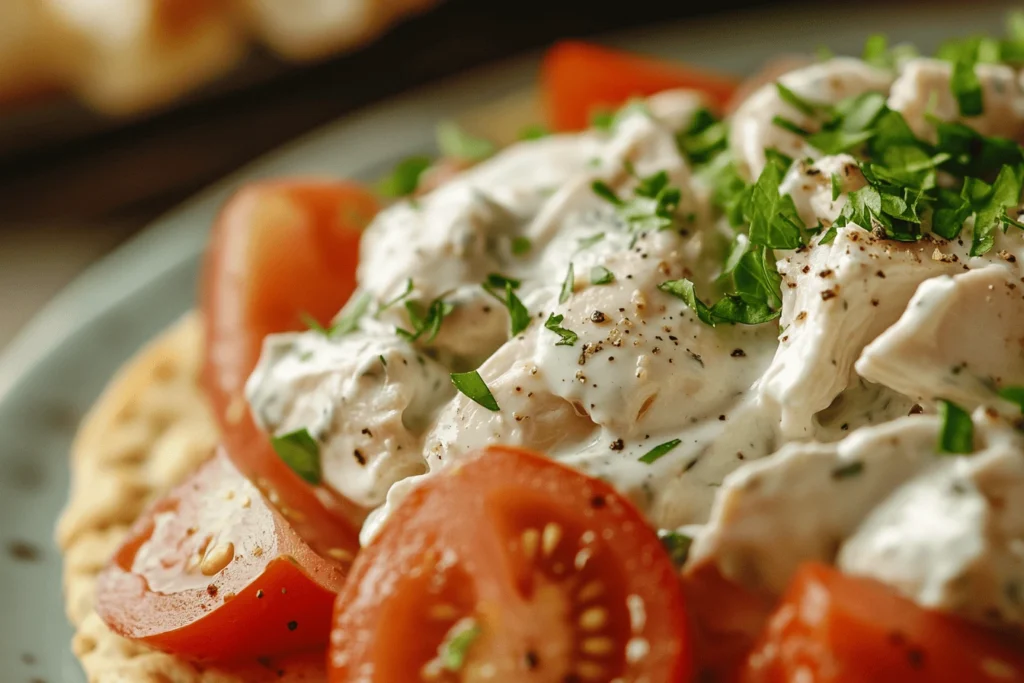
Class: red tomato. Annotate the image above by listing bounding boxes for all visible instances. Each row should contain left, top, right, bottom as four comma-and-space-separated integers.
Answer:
541, 41, 740, 132
329, 446, 692, 682
741, 563, 1024, 683
95, 450, 350, 662
200, 180, 377, 550
684, 562, 777, 683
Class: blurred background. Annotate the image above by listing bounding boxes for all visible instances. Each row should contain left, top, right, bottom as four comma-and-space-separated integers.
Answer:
0, 0, 976, 351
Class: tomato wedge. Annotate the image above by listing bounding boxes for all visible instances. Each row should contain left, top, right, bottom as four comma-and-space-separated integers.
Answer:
95, 450, 349, 662
541, 41, 739, 131
329, 446, 691, 682
200, 179, 377, 548
741, 563, 1024, 683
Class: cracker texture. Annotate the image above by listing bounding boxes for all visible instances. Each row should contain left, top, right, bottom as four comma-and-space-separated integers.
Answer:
57, 313, 327, 682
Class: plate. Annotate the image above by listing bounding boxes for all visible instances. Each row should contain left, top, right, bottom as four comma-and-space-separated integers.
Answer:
0, 3, 1015, 680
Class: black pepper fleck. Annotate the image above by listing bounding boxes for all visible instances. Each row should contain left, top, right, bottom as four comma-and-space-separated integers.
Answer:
287, 621, 298, 631
610, 439, 625, 451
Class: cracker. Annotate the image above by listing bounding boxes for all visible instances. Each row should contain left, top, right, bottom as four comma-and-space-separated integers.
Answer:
57, 313, 327, 682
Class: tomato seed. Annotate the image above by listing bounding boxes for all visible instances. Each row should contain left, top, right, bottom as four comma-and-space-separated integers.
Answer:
579, 607, 608, 631
541, 523, 563, 557
200, 542, 234, 576
581, 637, 614, 656
521, 529, 540, 559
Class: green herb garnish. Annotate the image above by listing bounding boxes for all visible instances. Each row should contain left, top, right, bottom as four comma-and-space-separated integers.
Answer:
482, 275, 530, 336
397, 297, 454, 343
511, 236, 533, 255
937, 399, 974, 454
450, 371, 500, 411
544, 313, 578, 346
639, 439, 682, 464
379, 279, 414, 311
270, 429, 321, 484
998, 385, 1024, 411
590, 265, 615, 285
377, 156, 432, 197
519, 124, 550, 141
436, 121, 495, 161
303, 292, 371, 338
559, 263, 575, 304
657, 530, 693, 567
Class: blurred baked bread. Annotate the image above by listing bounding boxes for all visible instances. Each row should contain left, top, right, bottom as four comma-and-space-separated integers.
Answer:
240, 0, 437, 61
0, 0, 439, 115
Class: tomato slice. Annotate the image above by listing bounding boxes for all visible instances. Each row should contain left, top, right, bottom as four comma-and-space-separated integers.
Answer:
741, 563, 1024, 683
200, 179, 377, 549
96, 449, 349, 662
329, 446, 691, 682
541, 41, 739, 132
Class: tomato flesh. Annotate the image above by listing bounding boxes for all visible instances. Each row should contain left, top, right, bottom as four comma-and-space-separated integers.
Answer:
329, 446, 692, 682
199, 179, 377, 552
741, 563, 1024, 683
96, 450, 349, 662
541, 41, 739, 131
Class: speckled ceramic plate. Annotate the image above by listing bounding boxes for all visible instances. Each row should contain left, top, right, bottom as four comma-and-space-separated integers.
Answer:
0, 3, 1015, 681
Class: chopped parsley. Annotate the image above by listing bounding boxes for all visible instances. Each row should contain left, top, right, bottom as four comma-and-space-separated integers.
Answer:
377, 156, 431, 197
592, 167, 682, 233
518, 124, 550, 141
441, 621, 481, 672
482, 274, 530, 336
657, 529, 693, 567
998, 385, 1024, 411
639, 439, 682, 464
937, 399, 974, 454
270, 429, 321, 485
677, 108, 728, 164
559, 263, 575, 304
303, 292, 371, 338
379, 278, 414, 311
591, 100, 651, 132
577, 232, 606, 250
511, 236, 533, 255
590, 265, 615, 285
436, 121, 495, 162
544, 313, 578, 346
397, 296, 454, 343
831, 173, 842, 201
450, 371, 500, 411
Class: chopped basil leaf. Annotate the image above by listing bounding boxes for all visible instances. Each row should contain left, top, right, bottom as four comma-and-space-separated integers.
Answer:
379, 278, 414, 311
270, 429, 321, 485
657, 530, 693, 567
377, 156, 431, 197
511, 236, 532, 255
831, 460, 865, 480
639, 439, 682, 464
559, 263, 575, 304
937, 399, 974, 454
441, 622, 481, 672
544, 313, 578, 346
450, 371, 500, 411
998, 385, 1024, 411
590, 265, 615, 285
397, 297, 454, 343
518, 124, 550, 140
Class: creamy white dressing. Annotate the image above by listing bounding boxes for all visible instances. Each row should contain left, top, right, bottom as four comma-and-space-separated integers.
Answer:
247, 57, 1024, 633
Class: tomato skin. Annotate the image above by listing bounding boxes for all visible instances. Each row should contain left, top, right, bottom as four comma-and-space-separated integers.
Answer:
329, 446, 692, 683
741, 563, 1024, 683
95, 450, 348, 662
541, 41, 739, 131
199, 179, 377, 551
